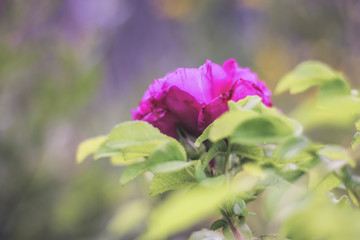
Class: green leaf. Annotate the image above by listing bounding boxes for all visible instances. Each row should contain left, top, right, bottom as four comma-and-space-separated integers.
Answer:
319, 145, 355, 167
148, 140, 186, 164
119, 141, 189, 185
333, 195, 351, 209
231, 143, 264, 161
292, 95, 360, 130
106, 121, 168, 150
149, 168, 197, 197
275, 61, 349, 94
194, 126, 211, 147
280, 196, 360, 240
230, 115, 295, 144
93, 121, 186, 165
356, 119, 360, 131
229, 95, 263, 112
308, 160, 344, 193
202, 141, 227, 169
94, 121, 171, 162
210, 219, 228, 231
109, 153, 142, 165
150, 161, 194, 174
76, 135, 107, 163
208, 110, 257, 142
120, 162, 148, 186
274, 137, 308, 161
142, 184, 232, 239
273, 137, 320, 165
352, 132, 360, 150
318, 77, 351, 99
348, 189, 359, 207
93, 141, 122, 159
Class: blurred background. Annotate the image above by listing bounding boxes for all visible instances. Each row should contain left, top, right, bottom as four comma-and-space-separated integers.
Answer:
1, 0, 359, 239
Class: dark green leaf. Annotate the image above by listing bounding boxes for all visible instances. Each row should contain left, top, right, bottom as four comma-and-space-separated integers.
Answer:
202, 141, 227, 169
210, 219, 228, 231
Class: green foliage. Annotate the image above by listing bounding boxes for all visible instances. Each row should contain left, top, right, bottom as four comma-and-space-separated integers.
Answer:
275, 61, 350, 95
352, 119, 360, 149
231, 143, 264, 161
276, 62, 360, 130
196, 96, 302, 146
142, 185, 232, 239
96, 121, 180, 162
78, 61, 360, 240
149, 167, 197, 197
280, 196, 360, 240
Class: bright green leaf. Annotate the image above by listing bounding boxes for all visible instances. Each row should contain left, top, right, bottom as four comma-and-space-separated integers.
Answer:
292, 95, 360, 130
280, 196, 360, 240
333, 195, 351, 209
148, 140, 186, 164
230, 116, 295, 144
149, 168, 197, 197
142, 185, 232, 239
119, 141, 189, 185
318, 77, 351, 99
208, 110, 257, 143
194, 126, 211, 147
319, 145, 355, 167
93, 121, 186, 165
275, 61, 348, 94
150, 161, 194, 174
356, 119, 360, 131
76, 135, 107, 163
120, 162, 148, 186
352, 132, 360, 150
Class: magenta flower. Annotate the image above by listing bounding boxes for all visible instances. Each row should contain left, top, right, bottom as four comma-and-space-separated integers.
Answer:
132, 59, 272, 138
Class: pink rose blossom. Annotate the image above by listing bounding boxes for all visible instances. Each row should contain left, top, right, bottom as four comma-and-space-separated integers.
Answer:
132, 59, 272, 138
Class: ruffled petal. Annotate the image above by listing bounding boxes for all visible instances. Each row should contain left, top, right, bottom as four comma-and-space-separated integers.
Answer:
198, 93, 230, 131
164, 86, 203, 135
